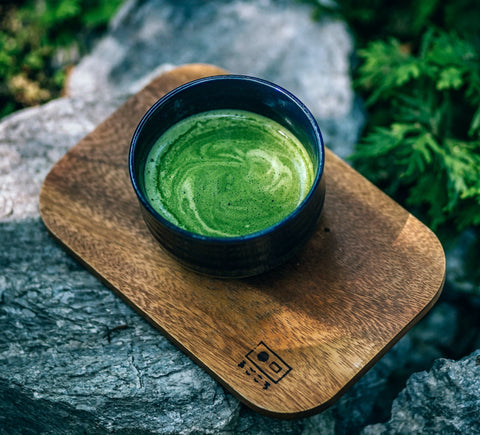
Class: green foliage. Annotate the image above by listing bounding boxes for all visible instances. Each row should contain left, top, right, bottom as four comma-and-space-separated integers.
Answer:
0, 0, 124, 118
301, 0, 480, 236
352, 29, 480, 232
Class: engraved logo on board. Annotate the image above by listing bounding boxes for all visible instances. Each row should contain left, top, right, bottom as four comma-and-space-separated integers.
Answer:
238, 341, 292, 390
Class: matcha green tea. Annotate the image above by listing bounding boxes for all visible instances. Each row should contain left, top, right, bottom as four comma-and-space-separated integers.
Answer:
144, 109, 315, 237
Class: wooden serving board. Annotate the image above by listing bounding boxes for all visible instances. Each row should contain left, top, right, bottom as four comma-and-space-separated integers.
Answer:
39, 64, 445, 418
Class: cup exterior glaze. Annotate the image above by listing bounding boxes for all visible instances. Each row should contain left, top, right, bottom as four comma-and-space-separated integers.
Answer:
129, 75, 325, 278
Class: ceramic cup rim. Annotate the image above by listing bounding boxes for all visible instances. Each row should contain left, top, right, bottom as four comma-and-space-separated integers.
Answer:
128, 74, 325, 243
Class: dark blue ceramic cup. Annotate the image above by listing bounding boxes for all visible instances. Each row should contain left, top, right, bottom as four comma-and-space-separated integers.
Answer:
129, 75, 325, 278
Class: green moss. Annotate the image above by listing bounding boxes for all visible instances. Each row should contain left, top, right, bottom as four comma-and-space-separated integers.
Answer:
0, 0, 124, 119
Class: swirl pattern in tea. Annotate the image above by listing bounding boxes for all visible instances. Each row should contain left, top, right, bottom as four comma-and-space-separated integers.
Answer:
144, 110, 314, 237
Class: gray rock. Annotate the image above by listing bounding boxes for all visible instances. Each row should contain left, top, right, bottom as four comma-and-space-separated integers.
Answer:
0, 94, 127, 222
68, 0, 364, 158
0, 218, 240, 433
361, 351, 480, 435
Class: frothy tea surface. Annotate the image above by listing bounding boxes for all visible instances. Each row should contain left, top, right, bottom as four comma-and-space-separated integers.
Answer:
144, 109, 315, 237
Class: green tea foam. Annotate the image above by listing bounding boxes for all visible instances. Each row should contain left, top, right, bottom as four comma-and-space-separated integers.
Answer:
144, 109, 315, 237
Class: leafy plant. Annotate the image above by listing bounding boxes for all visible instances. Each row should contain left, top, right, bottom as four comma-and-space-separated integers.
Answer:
301, 0, 480, 237
0, 0, 124, 118
351, 29, 480, 232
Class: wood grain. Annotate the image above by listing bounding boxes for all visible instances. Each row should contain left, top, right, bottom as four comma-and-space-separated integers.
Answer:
39, 63, 445, 418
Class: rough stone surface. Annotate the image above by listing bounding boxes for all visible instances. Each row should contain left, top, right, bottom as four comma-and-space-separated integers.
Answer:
0, 95, 127, 222
1, 0, 479, 433
0, 222, 239, 434
362, 351, 480, 435
68, 0, 364, 159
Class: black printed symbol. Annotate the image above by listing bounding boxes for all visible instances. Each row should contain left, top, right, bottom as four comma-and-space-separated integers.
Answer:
238, 359, 266, 387
269, 361, 281, 373
257, 351, 269, 362
246, 341, 292, 384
